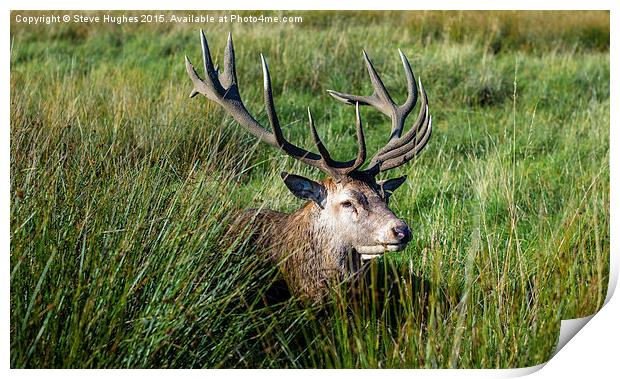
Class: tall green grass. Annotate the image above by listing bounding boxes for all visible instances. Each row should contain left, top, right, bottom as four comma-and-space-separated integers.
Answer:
10, 10, 609, 368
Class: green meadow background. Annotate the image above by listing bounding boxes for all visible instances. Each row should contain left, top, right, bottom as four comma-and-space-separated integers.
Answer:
10, 10, 609, 368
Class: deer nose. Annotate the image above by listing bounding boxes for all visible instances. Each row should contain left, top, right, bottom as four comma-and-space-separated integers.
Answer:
392, 224, 411, 243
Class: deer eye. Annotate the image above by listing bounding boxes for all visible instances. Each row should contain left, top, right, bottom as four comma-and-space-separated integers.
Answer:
340, 200, 354, 209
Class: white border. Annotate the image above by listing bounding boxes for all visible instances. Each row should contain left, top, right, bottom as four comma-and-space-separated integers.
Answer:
3, 1, 617, 378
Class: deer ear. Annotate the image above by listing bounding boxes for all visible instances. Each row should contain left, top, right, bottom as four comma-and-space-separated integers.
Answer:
378, 176, 407, 199
281, 172, 327, 207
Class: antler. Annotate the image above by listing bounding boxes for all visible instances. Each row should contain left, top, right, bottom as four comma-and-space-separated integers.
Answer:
327, 50, 432, 174
185, 30, 366, 179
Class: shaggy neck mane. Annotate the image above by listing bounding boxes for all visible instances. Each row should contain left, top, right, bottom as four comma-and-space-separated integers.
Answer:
242, 200, 362, 302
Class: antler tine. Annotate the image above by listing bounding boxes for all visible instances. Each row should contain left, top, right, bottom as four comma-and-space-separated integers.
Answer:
398, 49, 418, 115
186, 30, 277, 145
326, 51, 393, 113
260, 54, 356, 175
185, 56, 207, 99
362, 50, 395, 113
326, 48, 432, 175
363, 78, 431, 174
366, 78, 428, 165
373, 104, 430, 164
307, 103, 367, 176
220, 32, 238, 88
261, 54, 374, 176
346, 102, 367, 174
260, 54, 285, 145
307, 107, 335, 165
186, 30, 370, 180
184, 30, 225, 100
199, 29, 224, 95
327, 49, 418, 140
376, 116, 432, 172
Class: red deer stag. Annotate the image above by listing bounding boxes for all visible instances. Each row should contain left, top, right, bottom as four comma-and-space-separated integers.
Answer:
185, 31, 432, 303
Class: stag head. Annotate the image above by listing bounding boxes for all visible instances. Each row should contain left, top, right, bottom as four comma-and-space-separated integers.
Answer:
185, 31, 432, 259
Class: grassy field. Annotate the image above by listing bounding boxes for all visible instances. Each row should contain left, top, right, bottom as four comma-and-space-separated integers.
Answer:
10, 10, 609, 368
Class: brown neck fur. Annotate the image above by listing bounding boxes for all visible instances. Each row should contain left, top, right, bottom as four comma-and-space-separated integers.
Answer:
238, 196, 362, 303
